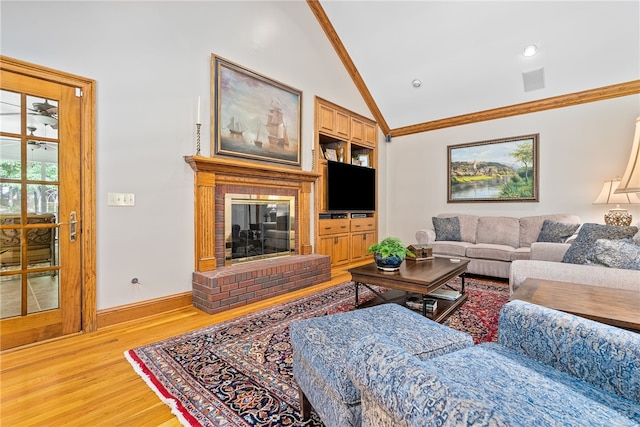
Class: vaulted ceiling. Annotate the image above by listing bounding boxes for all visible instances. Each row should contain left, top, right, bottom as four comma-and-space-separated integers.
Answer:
311, 1, 640, 136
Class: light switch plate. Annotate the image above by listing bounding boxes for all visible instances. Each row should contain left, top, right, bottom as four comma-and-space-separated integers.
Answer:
107, 192, 135, 206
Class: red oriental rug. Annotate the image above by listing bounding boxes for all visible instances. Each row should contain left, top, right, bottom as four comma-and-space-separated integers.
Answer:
444, 276, 510, 344
125, 277, 508, 426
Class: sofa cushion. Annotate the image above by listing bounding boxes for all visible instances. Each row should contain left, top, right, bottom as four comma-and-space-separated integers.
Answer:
436, 213, 479, 243
429, 241, 471, 258
518, 214, 581, 248
536, 219, 580, 243
510, 247, 531, 261
432, 216, 461, 241
562, 223, 639, 265
476, 216, 520, 248
585, 238, 640, 270
466, 244, 514, 262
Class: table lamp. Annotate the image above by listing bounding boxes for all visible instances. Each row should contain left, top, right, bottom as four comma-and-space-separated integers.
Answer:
593, 179, 640, 226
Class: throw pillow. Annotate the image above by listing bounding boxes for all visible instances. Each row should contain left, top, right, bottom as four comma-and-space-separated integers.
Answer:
536, 220, 580, 243
432, 216, 461, 241
585, 238, 640, 270
562, 223, 639, 265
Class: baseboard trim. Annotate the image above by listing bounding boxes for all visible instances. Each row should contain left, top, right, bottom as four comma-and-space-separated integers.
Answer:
97, 291, 192, 329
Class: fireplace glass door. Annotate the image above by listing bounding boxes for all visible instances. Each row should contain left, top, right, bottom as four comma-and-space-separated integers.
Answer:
225, 194, 295, 265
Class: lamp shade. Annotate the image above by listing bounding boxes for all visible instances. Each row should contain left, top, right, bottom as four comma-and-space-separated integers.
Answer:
614, 116, 640, 194
593, 179, 640, 205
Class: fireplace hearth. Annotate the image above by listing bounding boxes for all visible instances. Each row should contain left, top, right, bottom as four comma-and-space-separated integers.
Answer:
185, 156, 329, 314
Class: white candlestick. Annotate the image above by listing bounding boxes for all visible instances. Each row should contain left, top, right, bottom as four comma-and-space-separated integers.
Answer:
197, 96, 201, 124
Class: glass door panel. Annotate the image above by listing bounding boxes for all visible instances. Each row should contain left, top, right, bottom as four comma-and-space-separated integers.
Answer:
0, 89, 60, 319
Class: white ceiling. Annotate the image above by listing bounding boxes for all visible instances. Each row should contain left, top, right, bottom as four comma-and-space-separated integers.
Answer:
318, 1, 640, 131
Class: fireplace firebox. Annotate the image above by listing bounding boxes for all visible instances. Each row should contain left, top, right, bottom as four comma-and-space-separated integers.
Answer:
224, 194, 295, 266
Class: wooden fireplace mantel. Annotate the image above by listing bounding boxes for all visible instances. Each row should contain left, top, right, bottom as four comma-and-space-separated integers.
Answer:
185, 156, 321, 272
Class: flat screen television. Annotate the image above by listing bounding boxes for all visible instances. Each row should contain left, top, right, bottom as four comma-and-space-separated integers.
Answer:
327, 160, 376, 212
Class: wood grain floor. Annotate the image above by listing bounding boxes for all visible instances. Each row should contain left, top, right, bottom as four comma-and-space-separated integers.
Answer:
0, 268, 354, 426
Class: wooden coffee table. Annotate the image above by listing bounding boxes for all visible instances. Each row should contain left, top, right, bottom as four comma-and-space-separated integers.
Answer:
348, 257, 469, 323
511, 278, 640, 332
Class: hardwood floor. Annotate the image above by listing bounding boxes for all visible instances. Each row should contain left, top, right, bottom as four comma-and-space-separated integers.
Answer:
0, 266, 356, 426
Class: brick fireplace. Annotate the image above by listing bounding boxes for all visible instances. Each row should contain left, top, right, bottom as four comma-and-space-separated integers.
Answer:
185, 156, 330, 314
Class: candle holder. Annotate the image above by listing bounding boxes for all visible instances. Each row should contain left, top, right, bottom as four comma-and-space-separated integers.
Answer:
195, 123, 201, 156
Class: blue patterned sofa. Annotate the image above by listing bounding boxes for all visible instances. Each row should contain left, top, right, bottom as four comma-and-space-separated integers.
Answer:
347, 300, 640, 426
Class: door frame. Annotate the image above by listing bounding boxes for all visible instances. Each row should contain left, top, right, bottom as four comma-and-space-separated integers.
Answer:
1, 55, 97, 333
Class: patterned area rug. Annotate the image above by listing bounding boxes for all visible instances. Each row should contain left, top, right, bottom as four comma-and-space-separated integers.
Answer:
444, 276, 510, 344
125, 277, 509, 426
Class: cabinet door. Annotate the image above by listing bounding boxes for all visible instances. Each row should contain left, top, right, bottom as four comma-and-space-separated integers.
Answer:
318, 104, 337, 136
363, 122, 376, 148
351, 231, 376, 262
351, 117, 364, 142
319, 103, 350, 140
318, 234, 350, 266
335, 111, 350, 139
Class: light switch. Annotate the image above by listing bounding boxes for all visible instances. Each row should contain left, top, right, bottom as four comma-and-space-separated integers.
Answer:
108, 192, 135, 206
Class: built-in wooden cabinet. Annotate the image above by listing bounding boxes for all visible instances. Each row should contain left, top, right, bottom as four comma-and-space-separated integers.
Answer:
317, 218, 350, 267
318, 102, 350, 140
350, 217, 377, 262
314, 97, 378, 267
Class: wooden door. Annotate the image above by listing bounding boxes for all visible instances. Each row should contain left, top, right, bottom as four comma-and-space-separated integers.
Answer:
0, 69, 84, 349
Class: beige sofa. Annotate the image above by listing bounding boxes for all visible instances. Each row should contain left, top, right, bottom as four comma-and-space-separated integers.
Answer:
416, 213, 581, 279
510, 240, 640, 295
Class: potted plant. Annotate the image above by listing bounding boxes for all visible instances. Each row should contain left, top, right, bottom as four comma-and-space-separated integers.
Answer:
367, 237, 415, 271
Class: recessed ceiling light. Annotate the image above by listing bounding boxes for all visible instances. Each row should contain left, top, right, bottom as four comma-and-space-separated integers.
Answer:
412, 79, 422, 88
522, 44, 538, 57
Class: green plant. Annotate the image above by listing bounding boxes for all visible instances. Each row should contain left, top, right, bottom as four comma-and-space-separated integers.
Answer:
367, 237, 415, 258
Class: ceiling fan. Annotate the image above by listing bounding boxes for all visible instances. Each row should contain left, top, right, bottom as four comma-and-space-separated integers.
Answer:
26, 126, 58, 151
0, 99, 59, 129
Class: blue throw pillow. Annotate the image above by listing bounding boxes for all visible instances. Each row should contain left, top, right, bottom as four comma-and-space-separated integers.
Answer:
432, 216, 461, 241
562, 223, 639, 265
536, 220, 580, 243
585, 238, 640, 270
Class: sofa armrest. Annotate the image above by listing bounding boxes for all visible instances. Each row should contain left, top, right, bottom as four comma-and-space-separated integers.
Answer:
347, 334, 498, 426
498, 300, 640, 403
509, 260, 640, 294
530, 242, 570, 261
415, 228, 436, 245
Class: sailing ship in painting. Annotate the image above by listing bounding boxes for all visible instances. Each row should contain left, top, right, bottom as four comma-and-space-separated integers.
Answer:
226, 117, 246, 137
265, 100, 289, 148
219, 98, 298, 164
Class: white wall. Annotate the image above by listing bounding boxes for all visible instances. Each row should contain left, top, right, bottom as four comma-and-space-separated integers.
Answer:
385, 95, 640, 244
3, 2, 638, 310
1, 1, 371, 309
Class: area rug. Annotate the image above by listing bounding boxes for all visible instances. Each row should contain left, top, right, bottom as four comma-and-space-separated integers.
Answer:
443, 276, 510, 344
125, 277, 509, 426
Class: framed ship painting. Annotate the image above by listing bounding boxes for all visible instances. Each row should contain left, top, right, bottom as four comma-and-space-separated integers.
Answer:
448, 134, 539, 203
211, 54, 302, 167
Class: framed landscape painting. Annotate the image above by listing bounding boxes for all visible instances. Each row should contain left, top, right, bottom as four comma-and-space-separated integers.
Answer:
211, 54, 302, 167
448, 134, 539, 203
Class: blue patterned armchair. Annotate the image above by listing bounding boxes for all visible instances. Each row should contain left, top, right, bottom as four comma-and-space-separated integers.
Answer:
347, 300, 640, 426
